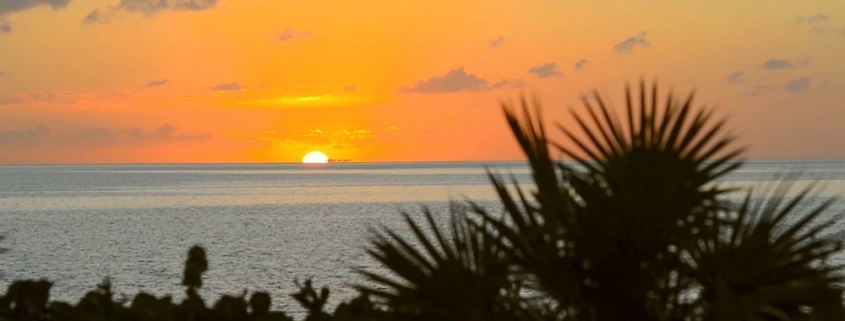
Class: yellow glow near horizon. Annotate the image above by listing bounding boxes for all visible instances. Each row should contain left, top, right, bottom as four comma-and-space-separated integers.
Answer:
302, 151, 329, 164
232, 95, 365, 108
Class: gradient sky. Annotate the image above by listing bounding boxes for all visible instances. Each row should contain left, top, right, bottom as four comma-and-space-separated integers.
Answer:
1, 0, 843, 163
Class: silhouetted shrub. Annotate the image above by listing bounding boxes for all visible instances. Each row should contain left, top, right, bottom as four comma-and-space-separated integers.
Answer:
0, 247, 304, 321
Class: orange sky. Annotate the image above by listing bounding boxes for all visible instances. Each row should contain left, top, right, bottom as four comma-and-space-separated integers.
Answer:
1, 0, 843, 163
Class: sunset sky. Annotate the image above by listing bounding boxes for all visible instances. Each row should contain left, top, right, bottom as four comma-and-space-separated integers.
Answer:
1, 0, 843, 163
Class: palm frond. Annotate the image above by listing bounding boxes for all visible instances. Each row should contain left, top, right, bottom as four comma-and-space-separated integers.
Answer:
365, 81, 845, 321
484, 82, 751, 320
690, 186, 845, 321
356, 206, 522, 321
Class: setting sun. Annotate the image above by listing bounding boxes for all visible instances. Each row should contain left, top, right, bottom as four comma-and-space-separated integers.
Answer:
302, 151, 329, 164
1, 0, 844, 165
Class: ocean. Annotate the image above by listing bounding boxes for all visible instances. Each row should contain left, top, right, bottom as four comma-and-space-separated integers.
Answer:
1, 161, 845, 314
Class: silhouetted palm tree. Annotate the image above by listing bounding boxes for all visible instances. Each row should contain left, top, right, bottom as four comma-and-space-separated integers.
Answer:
360, 82, 845, 321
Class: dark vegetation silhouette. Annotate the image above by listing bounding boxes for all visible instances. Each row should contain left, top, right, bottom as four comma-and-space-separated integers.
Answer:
2, 82, 843, 320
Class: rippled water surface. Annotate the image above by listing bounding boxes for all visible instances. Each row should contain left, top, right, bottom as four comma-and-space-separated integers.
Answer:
1, 161, 845, 314
0, 162, 531, 313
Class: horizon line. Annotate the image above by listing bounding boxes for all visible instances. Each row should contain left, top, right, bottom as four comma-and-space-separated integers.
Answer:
2, 158, 845, 167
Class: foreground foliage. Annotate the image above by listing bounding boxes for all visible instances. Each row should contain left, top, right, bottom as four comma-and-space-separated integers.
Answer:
356, 82, 845, 321
0, 246, 379, 321
2, 82, 843, 321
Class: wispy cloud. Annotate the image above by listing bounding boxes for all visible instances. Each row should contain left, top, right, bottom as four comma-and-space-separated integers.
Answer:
285, 128, 377, 149
783, 77, 811, 93
488, 36, 505, 49
0, 71, 7, 78
760, 58, 807, 70
0, 0, 71, 33
82, 9, 103, 25
726, 71, 746, 83
286, 129, 330, 146
400, 67, 523, 94
211, 82, 245, 92
796, 13, 830, 24
794, 12, 845, 37
573, 59, 588, 71
613, 31, 649, 54
0, 90, 133, 106
491, 79, 526, 90
528, 63, 563, 78
277, 28, 311, 43
55, 124, 210, 149
143, 79, 169, 88
83, 0, 218, 24
333, 129, 376, 149
69, 124, 210, 148
0, 125, 50, 149
343, 85, 357, 92
808, 13, 830, 23
119, 0, 217, 14
0, 0, 71, 16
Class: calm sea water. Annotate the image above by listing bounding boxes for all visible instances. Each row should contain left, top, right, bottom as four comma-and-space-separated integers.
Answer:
1, 161, 845, 314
